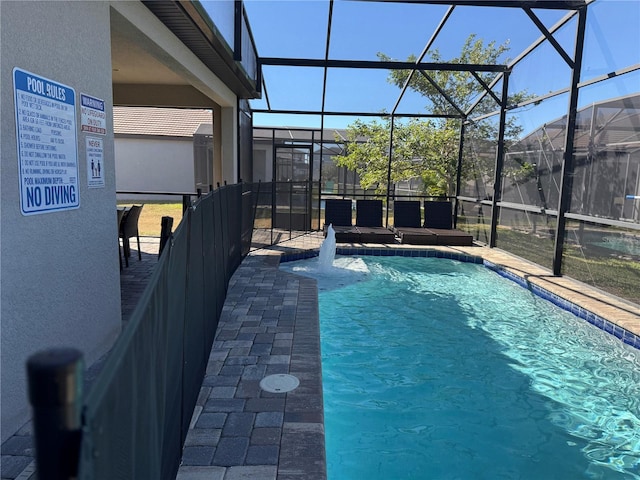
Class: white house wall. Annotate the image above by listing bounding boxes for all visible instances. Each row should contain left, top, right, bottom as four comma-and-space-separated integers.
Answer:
253, 142, 274, 182
1, 1, 121, 442
115, 137, 195, 201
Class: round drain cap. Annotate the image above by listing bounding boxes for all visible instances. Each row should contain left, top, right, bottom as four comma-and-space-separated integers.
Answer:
259, 374, 300, 393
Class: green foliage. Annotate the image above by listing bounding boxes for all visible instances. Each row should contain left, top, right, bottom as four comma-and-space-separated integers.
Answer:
334, 34, 533, 197
380, 34, 511, 116
504, 156, 536, 184
335, 118, 460, 196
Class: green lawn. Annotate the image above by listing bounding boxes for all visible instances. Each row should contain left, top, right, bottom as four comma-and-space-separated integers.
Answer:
118, 202, 183, 237
489, 226, 640, 305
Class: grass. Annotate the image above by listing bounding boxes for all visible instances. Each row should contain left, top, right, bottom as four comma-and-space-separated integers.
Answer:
118, 202, 183, 237
488, 226, 640, 304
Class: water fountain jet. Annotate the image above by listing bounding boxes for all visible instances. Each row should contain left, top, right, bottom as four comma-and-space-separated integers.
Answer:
318, 224, 336, 272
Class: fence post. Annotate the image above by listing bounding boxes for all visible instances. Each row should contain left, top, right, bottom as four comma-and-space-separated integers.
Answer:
27, 348, 84, 480
182, 195, 191, 214
159, 216, 174, 258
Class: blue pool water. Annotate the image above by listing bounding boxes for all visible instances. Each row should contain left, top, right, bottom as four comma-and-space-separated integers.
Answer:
281, 255, 640, 479
593, 236, 640, 257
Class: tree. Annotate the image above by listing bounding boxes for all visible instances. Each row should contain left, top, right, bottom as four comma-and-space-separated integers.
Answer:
334, 34, 531, 197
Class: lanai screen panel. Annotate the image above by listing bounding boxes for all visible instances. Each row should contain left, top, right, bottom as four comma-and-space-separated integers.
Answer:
245, 0, 639, 302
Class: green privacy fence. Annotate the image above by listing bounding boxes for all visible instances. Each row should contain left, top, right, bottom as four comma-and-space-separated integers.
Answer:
27, 183, 254, 480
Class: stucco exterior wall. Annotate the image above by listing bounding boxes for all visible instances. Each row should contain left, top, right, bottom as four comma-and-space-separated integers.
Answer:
115, 136, 195, 201
1, 1, 121, 441
253, 142, 274, 182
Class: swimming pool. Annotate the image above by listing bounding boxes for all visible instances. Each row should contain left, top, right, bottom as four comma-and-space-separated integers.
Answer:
281, 255, 640, 479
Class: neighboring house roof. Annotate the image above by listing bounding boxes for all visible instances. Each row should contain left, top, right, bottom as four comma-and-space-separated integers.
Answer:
113, 107, 213, 138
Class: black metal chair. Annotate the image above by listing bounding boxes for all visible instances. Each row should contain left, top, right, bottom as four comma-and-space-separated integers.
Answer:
117, 207, 126, 270
119, 204, 144, 267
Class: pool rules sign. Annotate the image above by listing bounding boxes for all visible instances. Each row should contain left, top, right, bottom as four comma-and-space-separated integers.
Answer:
14, 68, 79, 215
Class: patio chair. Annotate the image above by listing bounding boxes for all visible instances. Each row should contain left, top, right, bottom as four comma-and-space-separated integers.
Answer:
324, 199, 360, 243
120, 204, 144, 267
423, 200, 453, 229
117, 207, 126, 270
392, 200, 436, 245
423, 200, 473, 246
392, 200, 422, 229
355, 199, 396, 244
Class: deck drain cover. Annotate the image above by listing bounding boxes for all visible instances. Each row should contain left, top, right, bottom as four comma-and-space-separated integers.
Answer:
259, 374, 300, 393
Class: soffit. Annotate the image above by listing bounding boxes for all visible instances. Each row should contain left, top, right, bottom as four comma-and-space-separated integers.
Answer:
142, 1, 258, 98
110, 1, 258, 104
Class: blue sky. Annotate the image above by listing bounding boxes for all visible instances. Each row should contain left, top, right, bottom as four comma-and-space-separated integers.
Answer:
201, 0, 639, 132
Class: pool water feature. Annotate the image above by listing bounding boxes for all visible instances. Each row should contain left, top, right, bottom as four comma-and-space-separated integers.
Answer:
281, 255, 640, 479
318, 224, 336, 272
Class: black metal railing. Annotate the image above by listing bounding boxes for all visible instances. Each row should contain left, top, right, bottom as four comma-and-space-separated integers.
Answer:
27, 183, 254, 480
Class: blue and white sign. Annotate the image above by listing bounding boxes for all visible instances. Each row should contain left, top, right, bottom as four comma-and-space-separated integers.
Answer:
14, 68, 79, 215
80, 93, 106, 135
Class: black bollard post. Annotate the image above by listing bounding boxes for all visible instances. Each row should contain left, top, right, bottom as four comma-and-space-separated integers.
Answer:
27, 348, 84, 480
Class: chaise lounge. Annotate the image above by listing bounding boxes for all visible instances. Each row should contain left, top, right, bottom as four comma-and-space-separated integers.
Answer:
324, 198, 360, 243
392, 200, 436, 245
423, 200, 473, 246
355, 199, 396, 244
391, 200, 473, 246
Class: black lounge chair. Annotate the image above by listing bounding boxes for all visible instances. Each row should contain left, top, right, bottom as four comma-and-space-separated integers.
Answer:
324, 199, 360, 243
392, 200, 421, 230
423, 200, 473, 246
423, 200, 453, 229
392, 201, 437, 244
397, 227, 437, 245
355, 199, 396, 244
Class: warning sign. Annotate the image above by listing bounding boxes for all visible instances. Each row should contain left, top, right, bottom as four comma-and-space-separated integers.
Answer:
80, 94, 106, 135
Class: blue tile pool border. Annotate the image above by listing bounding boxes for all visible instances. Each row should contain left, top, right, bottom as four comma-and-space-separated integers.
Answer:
279, 247, 484, 264
279, 247, 640, 351
483, 260, 640, 351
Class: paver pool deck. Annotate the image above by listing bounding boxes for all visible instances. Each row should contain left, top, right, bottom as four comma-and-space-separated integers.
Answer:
2, 233, 639, 480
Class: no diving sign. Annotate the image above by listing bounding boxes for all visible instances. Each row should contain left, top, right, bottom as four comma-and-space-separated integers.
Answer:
14, 68, 79, 215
